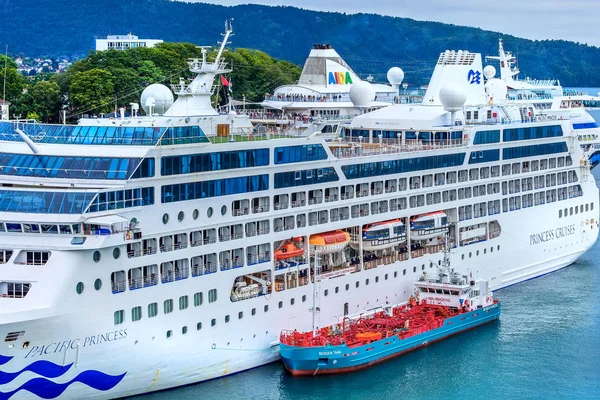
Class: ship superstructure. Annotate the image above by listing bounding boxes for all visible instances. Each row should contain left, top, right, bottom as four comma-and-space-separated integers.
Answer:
0, 28, 597, 399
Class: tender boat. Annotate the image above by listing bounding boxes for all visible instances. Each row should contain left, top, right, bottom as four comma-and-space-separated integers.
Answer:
275, 237, 305, 261
309, 230, 350, 254
410, 211, 448, 240
350, 219, 406, 251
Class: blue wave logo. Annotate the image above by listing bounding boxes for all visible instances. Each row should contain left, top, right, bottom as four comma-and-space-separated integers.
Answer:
0, 356, 126, 400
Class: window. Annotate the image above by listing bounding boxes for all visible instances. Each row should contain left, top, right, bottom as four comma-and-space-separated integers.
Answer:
114, 310, 124, 325
208, 289, 217, 303
324, 289, 329, 297
274, 145, 328, 164
164, 299, 174, 314
385, 274, 388, 280
225, 315, 230, 323
365, 279, 369, 285
194, 292, 203, 306
76, 282, 84, 294
342, 154, 465, 180
503, 125, 563, 141
166, 330, 173, 338
179, 295, 188, 310
132, 306, 142, 322
335, 286, 339, 293
302, 295, 306, 302
264, 305, 269, 312
182, 326, 188, 335
252, 308, 256, 316
274, 168, 339, 189
290, 298, 295, 305
211, 319, 216, 327
473, 130, 500, 144
503, 142, 568, 160
148, 302, 158, 318
356, 281, 360, 288
197, 322, 202, 330
161, 149, 269, 175
278, 301, 283, 309
162, 175, 269, 204
238, 311, 243, 319
346, 284, 350, 291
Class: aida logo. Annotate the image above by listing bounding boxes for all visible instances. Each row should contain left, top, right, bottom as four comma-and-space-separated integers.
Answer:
468, 69, 482, 85
328, 71, 354, 85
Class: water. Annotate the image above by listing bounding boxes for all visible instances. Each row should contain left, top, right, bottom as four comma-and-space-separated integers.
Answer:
130, 95, 600, 400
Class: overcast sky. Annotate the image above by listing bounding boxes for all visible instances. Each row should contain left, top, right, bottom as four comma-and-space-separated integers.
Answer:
182, 0, 600, 47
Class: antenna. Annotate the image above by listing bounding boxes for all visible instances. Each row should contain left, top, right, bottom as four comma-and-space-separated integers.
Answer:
215, 19, 234, 63
2, 45, 7, 104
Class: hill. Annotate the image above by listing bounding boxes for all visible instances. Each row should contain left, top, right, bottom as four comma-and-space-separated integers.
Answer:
1, 0, 600, 86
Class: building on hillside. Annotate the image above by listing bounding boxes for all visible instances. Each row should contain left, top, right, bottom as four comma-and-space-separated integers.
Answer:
95, 33, 163, 51
0, 99, 9, 120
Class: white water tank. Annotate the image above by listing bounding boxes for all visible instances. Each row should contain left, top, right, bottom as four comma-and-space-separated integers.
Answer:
439, 83, 467, 112
349, 81, 376, 108
141, 84, 174, 115
483, 65, 497, 80
387, 67, 405, 86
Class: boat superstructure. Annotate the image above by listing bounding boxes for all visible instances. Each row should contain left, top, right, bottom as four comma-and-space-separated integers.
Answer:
0, 33, 597, 399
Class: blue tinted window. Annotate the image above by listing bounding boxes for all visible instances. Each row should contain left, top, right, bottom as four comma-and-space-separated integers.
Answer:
0, 153, 146, 180
503, 125, 563, 142
161, 175, 269, 204
274, 145, 328, 164
131, 158, 155, 179
274, 168, 339, 189
502, 142, 568, 160
86, 187, 154, 213
0, 121, 210, 146
469, 149, 500, 164
161, 149, 269, 176
342, 154, 465, 180
0, 190, 96, 214
473, 130, 500, 145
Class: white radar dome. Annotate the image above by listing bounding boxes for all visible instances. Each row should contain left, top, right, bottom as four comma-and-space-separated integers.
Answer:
387, 67, 405, 86
485, 78, 508, 104
439, 83, 467, 112
141, 84, 174, 115
483, 65, 497, 80
349, 81, 376, 108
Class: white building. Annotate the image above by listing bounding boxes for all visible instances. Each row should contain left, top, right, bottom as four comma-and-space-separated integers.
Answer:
95, 33, 163, 52
0, 99, 9, 120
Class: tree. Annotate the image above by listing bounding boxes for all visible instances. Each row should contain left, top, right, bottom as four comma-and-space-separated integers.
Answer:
14, 81, 61, 122
69, 68, 115, 115
0, 66, 27, 102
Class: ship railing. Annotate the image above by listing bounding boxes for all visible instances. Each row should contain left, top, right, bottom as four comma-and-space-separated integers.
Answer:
333, 139, 465, 159
233, 208, 250, 216
127, 247, 157, 258
160, 242, 188, 252
111, 280, 126, 294
160, 270, 189, 283
274, 202, 289, 210
192, 264, 217, 277
291, 200, 306, 208
296, 221, 307, 228
252, 205, 270, 213
219, 233, 244, 242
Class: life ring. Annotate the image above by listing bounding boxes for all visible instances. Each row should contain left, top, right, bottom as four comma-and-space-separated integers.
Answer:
248, 133, 254, 141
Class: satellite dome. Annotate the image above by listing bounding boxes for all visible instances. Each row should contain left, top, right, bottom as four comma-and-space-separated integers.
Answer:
227, 110, 238, 121
483, 65, 497, 80
349, 81, 376, 108
387, 67, 405, 86
439, 83, 467, 112
485, 78, 508, 104
141, 84, 174, 115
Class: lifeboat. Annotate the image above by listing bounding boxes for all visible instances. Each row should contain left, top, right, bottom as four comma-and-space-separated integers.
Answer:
351, 219, 406, 251
410, 211, 448, 240
275, 238, 305, 261
310, 230, 350, 255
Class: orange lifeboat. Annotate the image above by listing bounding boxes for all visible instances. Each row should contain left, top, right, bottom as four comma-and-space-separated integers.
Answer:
275, 238, 305, 261
309, 230, 350, 255
355, 332, 382, 342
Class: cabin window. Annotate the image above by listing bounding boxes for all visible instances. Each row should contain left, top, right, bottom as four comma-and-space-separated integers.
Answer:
164, 299, 173, 314
131, 306, 142, 322
114, 310, 124, 325
148, 303, 158, 318
197, 323, 202, 330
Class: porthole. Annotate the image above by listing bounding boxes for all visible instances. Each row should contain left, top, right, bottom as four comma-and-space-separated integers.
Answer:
162, 213, 169, 224
113, 247, 120, 259
94, 279, 102, 291
93, 251, 101, 263
193, 209, 199, 220
207, 207, 213, 218
178, 211, 185, 222
76, 282, 84, 294
221, 205, 227, 216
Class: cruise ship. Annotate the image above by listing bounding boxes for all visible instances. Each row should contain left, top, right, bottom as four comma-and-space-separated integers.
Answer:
0, 23, 598, 399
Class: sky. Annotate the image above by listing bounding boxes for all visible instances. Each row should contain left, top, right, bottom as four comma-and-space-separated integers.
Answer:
180, 0, 600, 47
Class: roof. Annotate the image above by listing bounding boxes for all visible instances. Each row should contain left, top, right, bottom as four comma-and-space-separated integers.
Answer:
85, 215, 129, 225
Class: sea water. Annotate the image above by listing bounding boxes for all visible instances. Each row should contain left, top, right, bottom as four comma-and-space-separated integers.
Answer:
130, 110, 600, 400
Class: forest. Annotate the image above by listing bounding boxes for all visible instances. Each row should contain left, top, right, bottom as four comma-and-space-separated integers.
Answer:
0, 45, 301, 122
1, 0, 599, 87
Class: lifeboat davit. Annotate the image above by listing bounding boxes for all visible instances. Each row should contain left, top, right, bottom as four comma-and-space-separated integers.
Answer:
310, 230, 350, 255
410, 211, 448, 240
350, 219, 406, 251
275, 238, 305, 261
